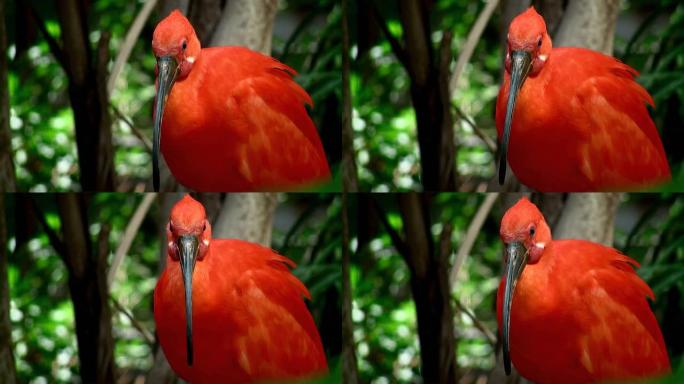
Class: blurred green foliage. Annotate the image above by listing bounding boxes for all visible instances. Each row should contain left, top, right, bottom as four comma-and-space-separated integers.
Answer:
351, 0, 684, 191
351, 193, 684, 383
7, 0, 340, 191
7, 193, 341, 382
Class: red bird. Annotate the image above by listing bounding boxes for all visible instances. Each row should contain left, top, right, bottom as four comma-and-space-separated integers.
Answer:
151, 10, 330, 192
496, 197, 670, 383
496, 7, 670, 191
154, 195, 327, 383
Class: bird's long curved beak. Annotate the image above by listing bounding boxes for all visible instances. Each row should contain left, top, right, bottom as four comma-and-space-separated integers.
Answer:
502, 241, 528, 375
153, 55, 179, 192
499, 50, 532, 185
177, 234, 199, 366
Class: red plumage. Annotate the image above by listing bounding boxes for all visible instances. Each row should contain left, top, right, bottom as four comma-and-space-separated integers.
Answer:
496, 7, 670, 191
496, 198, 670, 383
152, 11, 330, 191
154, 195, 327, 383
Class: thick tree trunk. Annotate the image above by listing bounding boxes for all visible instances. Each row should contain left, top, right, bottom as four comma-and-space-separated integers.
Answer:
0, 0, 15, 192
397, 193, 456, 383
551, 1, 621, 245
56, 194, 114, 383
213, 193, 278, 246
555, 193, 621, 246
211, 0, 279, 53
0, 195, 16, 383
555, 0, 620, 55
56, 0, 114, 191
397, 0, 456, 191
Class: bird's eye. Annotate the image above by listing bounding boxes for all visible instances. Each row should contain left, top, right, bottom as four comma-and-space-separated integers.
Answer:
169, 222, 175, 232
182, 40, 187, 51
529, 226, 536, 237
202, 222, 206, 231
537, 37, 542, 48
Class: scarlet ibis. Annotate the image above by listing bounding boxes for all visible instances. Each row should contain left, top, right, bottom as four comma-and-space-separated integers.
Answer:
496, 197, 670, 383
151, 10, 330, 192
496, 7, 670, 191
154, 195, 327, 382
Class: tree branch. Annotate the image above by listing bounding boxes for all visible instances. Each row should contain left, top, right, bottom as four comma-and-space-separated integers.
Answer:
450, 193, 499, 285
110, 296, 155, 346
370, 3, 409, 68
30, 197, 67, 259
111, 104, 152, 153
341, 192, 359, 383
28, 5, 67, 69
371, 197, 409, 259
453, 299, 496, 347
448, 0, 500, 95
107, 0, 158, 95
108, 194, 157, 287
342, 0, 358, 192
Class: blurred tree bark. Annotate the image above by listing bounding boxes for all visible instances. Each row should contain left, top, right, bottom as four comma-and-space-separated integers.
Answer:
33, 194, 115, 383
555, 193, 620, 246
213, 193, 278, 246
374, 193, 457, 382
211, 0, 278, 53
0, 0, 15, 192
551, 0, 621, 244
0, 195, 16, 383
373, 0, 456, 190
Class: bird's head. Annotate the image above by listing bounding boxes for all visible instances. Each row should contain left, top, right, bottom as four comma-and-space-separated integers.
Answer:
499, 197, 551, 375
166, 194, 212, 366
151, 10, 201, 191
499, 7, 552, 184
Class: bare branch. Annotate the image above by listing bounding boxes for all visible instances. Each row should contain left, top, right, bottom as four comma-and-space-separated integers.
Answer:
371, 197, 409, 259
111, 104, 153, 153
108, 0, 159, 95
448, 0, 500, 95
28, 5, 67, 70
342, 0, 358, 192
341, 192, 359, 383
370, 3, 408, 68
453, 299, 496, 347
450, 193, 499, 285
452, 106, 496, 155
30, 197, 66, 259
110, 296, 155, 346
108, 194, 157, 287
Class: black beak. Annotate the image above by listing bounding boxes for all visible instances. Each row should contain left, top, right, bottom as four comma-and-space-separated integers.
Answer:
499, 50, 532, 185
153, 55, 179, 192
502, 241, 528, 375
177, 234, 199, 366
